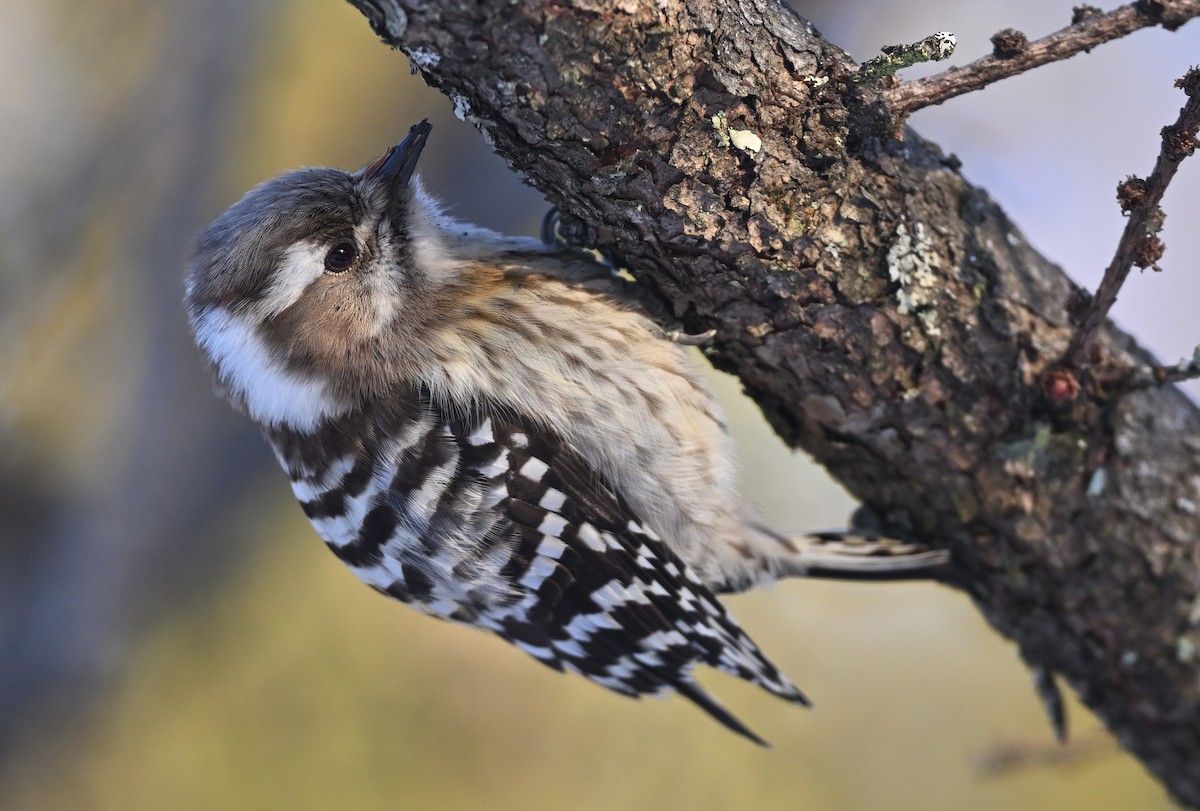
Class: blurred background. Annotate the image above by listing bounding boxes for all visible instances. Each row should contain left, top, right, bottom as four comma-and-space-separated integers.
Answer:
1, 0, 1196, 808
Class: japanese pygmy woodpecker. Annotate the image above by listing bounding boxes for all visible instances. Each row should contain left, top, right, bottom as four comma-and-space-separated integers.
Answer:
185, 121, 948, 743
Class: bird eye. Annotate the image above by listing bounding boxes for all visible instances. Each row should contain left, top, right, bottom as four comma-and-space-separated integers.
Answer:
324, 239, 358, 272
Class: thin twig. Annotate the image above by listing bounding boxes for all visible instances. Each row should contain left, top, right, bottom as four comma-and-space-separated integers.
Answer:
856, 32, 956, 84
1066, 68, 1200, 368
1125, 345, 1200, 389
883, 1, 1200, 117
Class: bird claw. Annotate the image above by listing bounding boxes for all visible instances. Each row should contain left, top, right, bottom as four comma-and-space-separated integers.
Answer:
667, 328, 717, 347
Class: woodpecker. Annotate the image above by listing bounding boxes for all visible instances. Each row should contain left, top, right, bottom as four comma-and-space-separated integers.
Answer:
186, 120, 948, 743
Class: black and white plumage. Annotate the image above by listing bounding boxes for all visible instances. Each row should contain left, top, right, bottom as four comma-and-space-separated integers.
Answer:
265, 392, 805, 742
186, 121, 948, 742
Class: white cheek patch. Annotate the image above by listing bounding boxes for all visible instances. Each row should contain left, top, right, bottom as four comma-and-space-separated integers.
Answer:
363, 266, 402, 335
193, 307, 348, 431
405, 181, 458, 286
343, 221, 400, 336
259, 241, 329, 317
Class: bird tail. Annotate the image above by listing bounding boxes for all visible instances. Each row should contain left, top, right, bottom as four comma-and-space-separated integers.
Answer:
712, 525, 951, 594
777, 529, 952, 581
674, 678, 771, 746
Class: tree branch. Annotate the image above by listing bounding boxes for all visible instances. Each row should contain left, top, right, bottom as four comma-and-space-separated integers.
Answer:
882, 0, 1200, 117
346, 0, 1200, 804
1126, 344, 1200, 388
855, 30, 956, 84
1067, 68, 1200, 368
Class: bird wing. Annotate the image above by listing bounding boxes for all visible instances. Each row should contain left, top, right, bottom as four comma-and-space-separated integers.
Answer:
271, 390, 807, 744
441, 408, 809, 744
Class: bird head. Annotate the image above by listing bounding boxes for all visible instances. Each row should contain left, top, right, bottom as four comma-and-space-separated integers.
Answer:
185, 121, 448, 431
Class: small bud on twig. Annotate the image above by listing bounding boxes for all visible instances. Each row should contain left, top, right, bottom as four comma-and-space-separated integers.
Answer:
1135, 234, 1165, 271
991, 29, 1029, 59
1065, 68, 1200, 368
1176, 67, 1200, 96
884, 4, 1200, 119
1115, 175, 1149, 212
1043, 369, 1082, 402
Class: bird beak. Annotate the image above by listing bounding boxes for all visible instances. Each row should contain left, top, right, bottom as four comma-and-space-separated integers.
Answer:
357, 119, 432, 198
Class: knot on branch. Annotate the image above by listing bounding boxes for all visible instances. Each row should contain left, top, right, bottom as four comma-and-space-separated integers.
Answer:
1136, 0, 1195, 30
990, 28, 1029, 58
1161, 120, 1198, 161
1177, 66, 1200, 95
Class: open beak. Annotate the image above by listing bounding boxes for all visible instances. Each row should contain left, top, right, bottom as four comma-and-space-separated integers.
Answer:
357, 119, 432, 200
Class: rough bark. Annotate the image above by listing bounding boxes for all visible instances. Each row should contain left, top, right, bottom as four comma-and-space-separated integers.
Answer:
346, 0, 1200, 804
